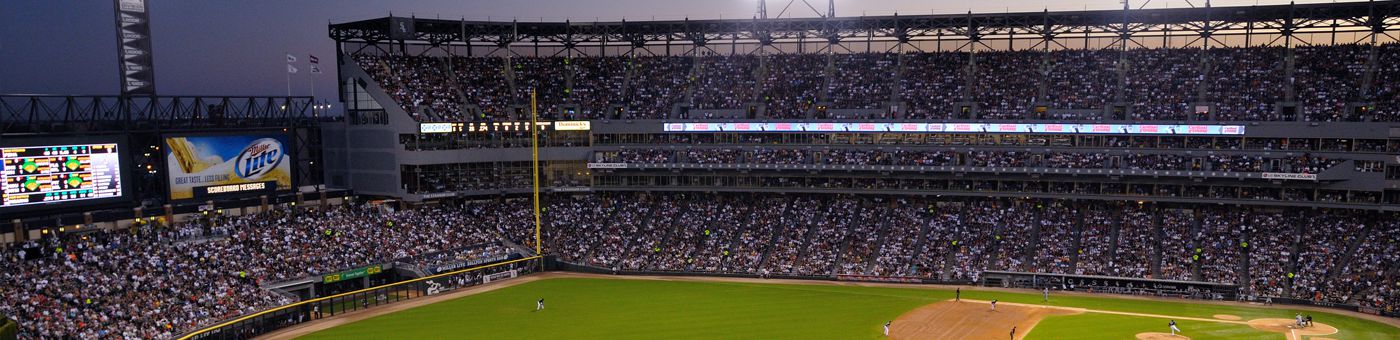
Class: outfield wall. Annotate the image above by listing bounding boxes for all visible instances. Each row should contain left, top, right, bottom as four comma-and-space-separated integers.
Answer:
552, 259, 1397, 319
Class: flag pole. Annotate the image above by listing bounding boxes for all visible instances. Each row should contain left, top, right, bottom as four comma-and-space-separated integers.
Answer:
308, 71, 316, 100
285, 52, 293, 97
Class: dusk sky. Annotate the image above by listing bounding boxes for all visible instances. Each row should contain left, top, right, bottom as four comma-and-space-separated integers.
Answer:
0, 0, 1336, 100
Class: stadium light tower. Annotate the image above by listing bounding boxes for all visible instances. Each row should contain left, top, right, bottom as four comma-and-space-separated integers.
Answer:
114, 0, 157, 96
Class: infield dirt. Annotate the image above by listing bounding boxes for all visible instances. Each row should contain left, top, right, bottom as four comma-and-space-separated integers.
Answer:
890, 300, 1079, 339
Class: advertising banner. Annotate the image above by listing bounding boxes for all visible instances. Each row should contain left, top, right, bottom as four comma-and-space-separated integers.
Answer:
323, 264, 384, 284
1261, 173, 1319, 181
165, 134, 292, 200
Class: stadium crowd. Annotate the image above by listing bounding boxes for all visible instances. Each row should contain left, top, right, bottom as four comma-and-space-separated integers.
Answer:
5, 194, 1399, 338
0, 204, 521, 339
539, 192, 1400, 314
354, 43, 1400, 123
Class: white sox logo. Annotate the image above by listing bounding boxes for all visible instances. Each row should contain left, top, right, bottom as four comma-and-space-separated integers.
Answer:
425, 280, 443, 295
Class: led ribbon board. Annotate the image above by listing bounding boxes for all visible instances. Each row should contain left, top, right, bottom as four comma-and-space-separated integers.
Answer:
662, 122, 1245, 135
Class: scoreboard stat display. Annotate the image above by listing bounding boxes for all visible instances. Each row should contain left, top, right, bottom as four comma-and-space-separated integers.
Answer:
2, 143, 124, 208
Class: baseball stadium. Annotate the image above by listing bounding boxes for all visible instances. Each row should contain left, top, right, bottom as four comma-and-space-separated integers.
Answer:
4, 0, 1400, 339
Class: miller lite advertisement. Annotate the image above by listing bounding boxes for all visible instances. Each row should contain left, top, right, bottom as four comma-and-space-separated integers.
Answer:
165, 134, 292, 200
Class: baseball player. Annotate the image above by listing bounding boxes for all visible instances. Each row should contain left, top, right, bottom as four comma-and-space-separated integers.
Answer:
1169, 320, 1181, 335
990, 299, 998, 311
1043, 287, 1049, 303
1010, 326, 1017, 339
1295, 313, 1304, 328
536, 298, 545, 311
956, 288, 961, 302
884, 321, 891, 336
1306, 315, 1313, 327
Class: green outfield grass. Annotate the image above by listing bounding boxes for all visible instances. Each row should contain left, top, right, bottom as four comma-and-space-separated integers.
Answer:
300, 277, 1400, 340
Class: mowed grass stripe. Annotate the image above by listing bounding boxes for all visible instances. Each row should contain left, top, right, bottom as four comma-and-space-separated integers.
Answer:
299, 277, 1400, 340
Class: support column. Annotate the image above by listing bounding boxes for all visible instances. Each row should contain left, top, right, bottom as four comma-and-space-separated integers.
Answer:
12, 219, 23, 243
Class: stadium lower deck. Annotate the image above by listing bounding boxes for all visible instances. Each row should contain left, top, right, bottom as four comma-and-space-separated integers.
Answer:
4, 193, 1399, 338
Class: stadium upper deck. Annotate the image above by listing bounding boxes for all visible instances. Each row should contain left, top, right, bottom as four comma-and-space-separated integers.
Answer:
330, 1, 1400, 123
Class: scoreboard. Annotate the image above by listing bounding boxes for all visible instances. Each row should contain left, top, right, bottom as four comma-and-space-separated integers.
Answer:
2, 143, 125, 209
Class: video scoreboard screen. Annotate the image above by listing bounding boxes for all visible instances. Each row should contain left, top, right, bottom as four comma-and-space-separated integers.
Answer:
2, 143, 125, 208
165, 133, 292, 200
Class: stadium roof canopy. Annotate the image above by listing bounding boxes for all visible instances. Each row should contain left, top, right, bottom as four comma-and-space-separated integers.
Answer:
330, 0, 1398, 55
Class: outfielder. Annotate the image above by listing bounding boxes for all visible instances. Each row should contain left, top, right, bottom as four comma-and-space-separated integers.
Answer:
990, 299, 998, 311
1169, 320, 1181, 335
536, 298, 545, 311
1043, 287, 1049, 303
884, 321, 891, 336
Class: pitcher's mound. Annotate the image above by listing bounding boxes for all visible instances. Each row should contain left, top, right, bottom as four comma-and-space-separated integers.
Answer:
891, 300, 1080, 339
1246, 318, 1338, 337
1212, 314, 1242, 320
1135, 332, 1190, 340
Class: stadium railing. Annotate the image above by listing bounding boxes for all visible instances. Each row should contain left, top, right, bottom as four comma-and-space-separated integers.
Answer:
178, 255, 542, 340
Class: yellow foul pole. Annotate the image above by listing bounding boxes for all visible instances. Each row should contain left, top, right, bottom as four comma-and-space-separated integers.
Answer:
531, 89, 542, 256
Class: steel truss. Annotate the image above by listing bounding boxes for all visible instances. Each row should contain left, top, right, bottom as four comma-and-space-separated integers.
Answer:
0, 95, 317, 134
331, 1, 1399, 56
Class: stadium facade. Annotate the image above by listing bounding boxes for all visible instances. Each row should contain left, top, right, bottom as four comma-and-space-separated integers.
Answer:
324, 0, 1400, 209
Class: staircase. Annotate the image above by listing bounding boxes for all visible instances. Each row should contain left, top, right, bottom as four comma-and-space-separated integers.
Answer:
903, 204, 939, 276
860, 204, 896, 274
1284, 215, 1306, 298
644, 196, 692, 270
717, 201, 756, 273
791, 198, 830, 275
1067, 208, 1087, 273
1190, 209, 1205, 282
1149, 207, 1164, 278
440, 58, 470, 113
754, 196, 794, 273
1104, 208, 1124, 275
578, 195, 618, 265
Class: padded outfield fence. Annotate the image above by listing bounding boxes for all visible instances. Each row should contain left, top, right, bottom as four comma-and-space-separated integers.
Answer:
557, 261, 1397, 318
179, 256, 541, 340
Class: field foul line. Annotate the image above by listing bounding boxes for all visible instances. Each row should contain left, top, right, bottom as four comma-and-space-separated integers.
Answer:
960, 299, 1246, 324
